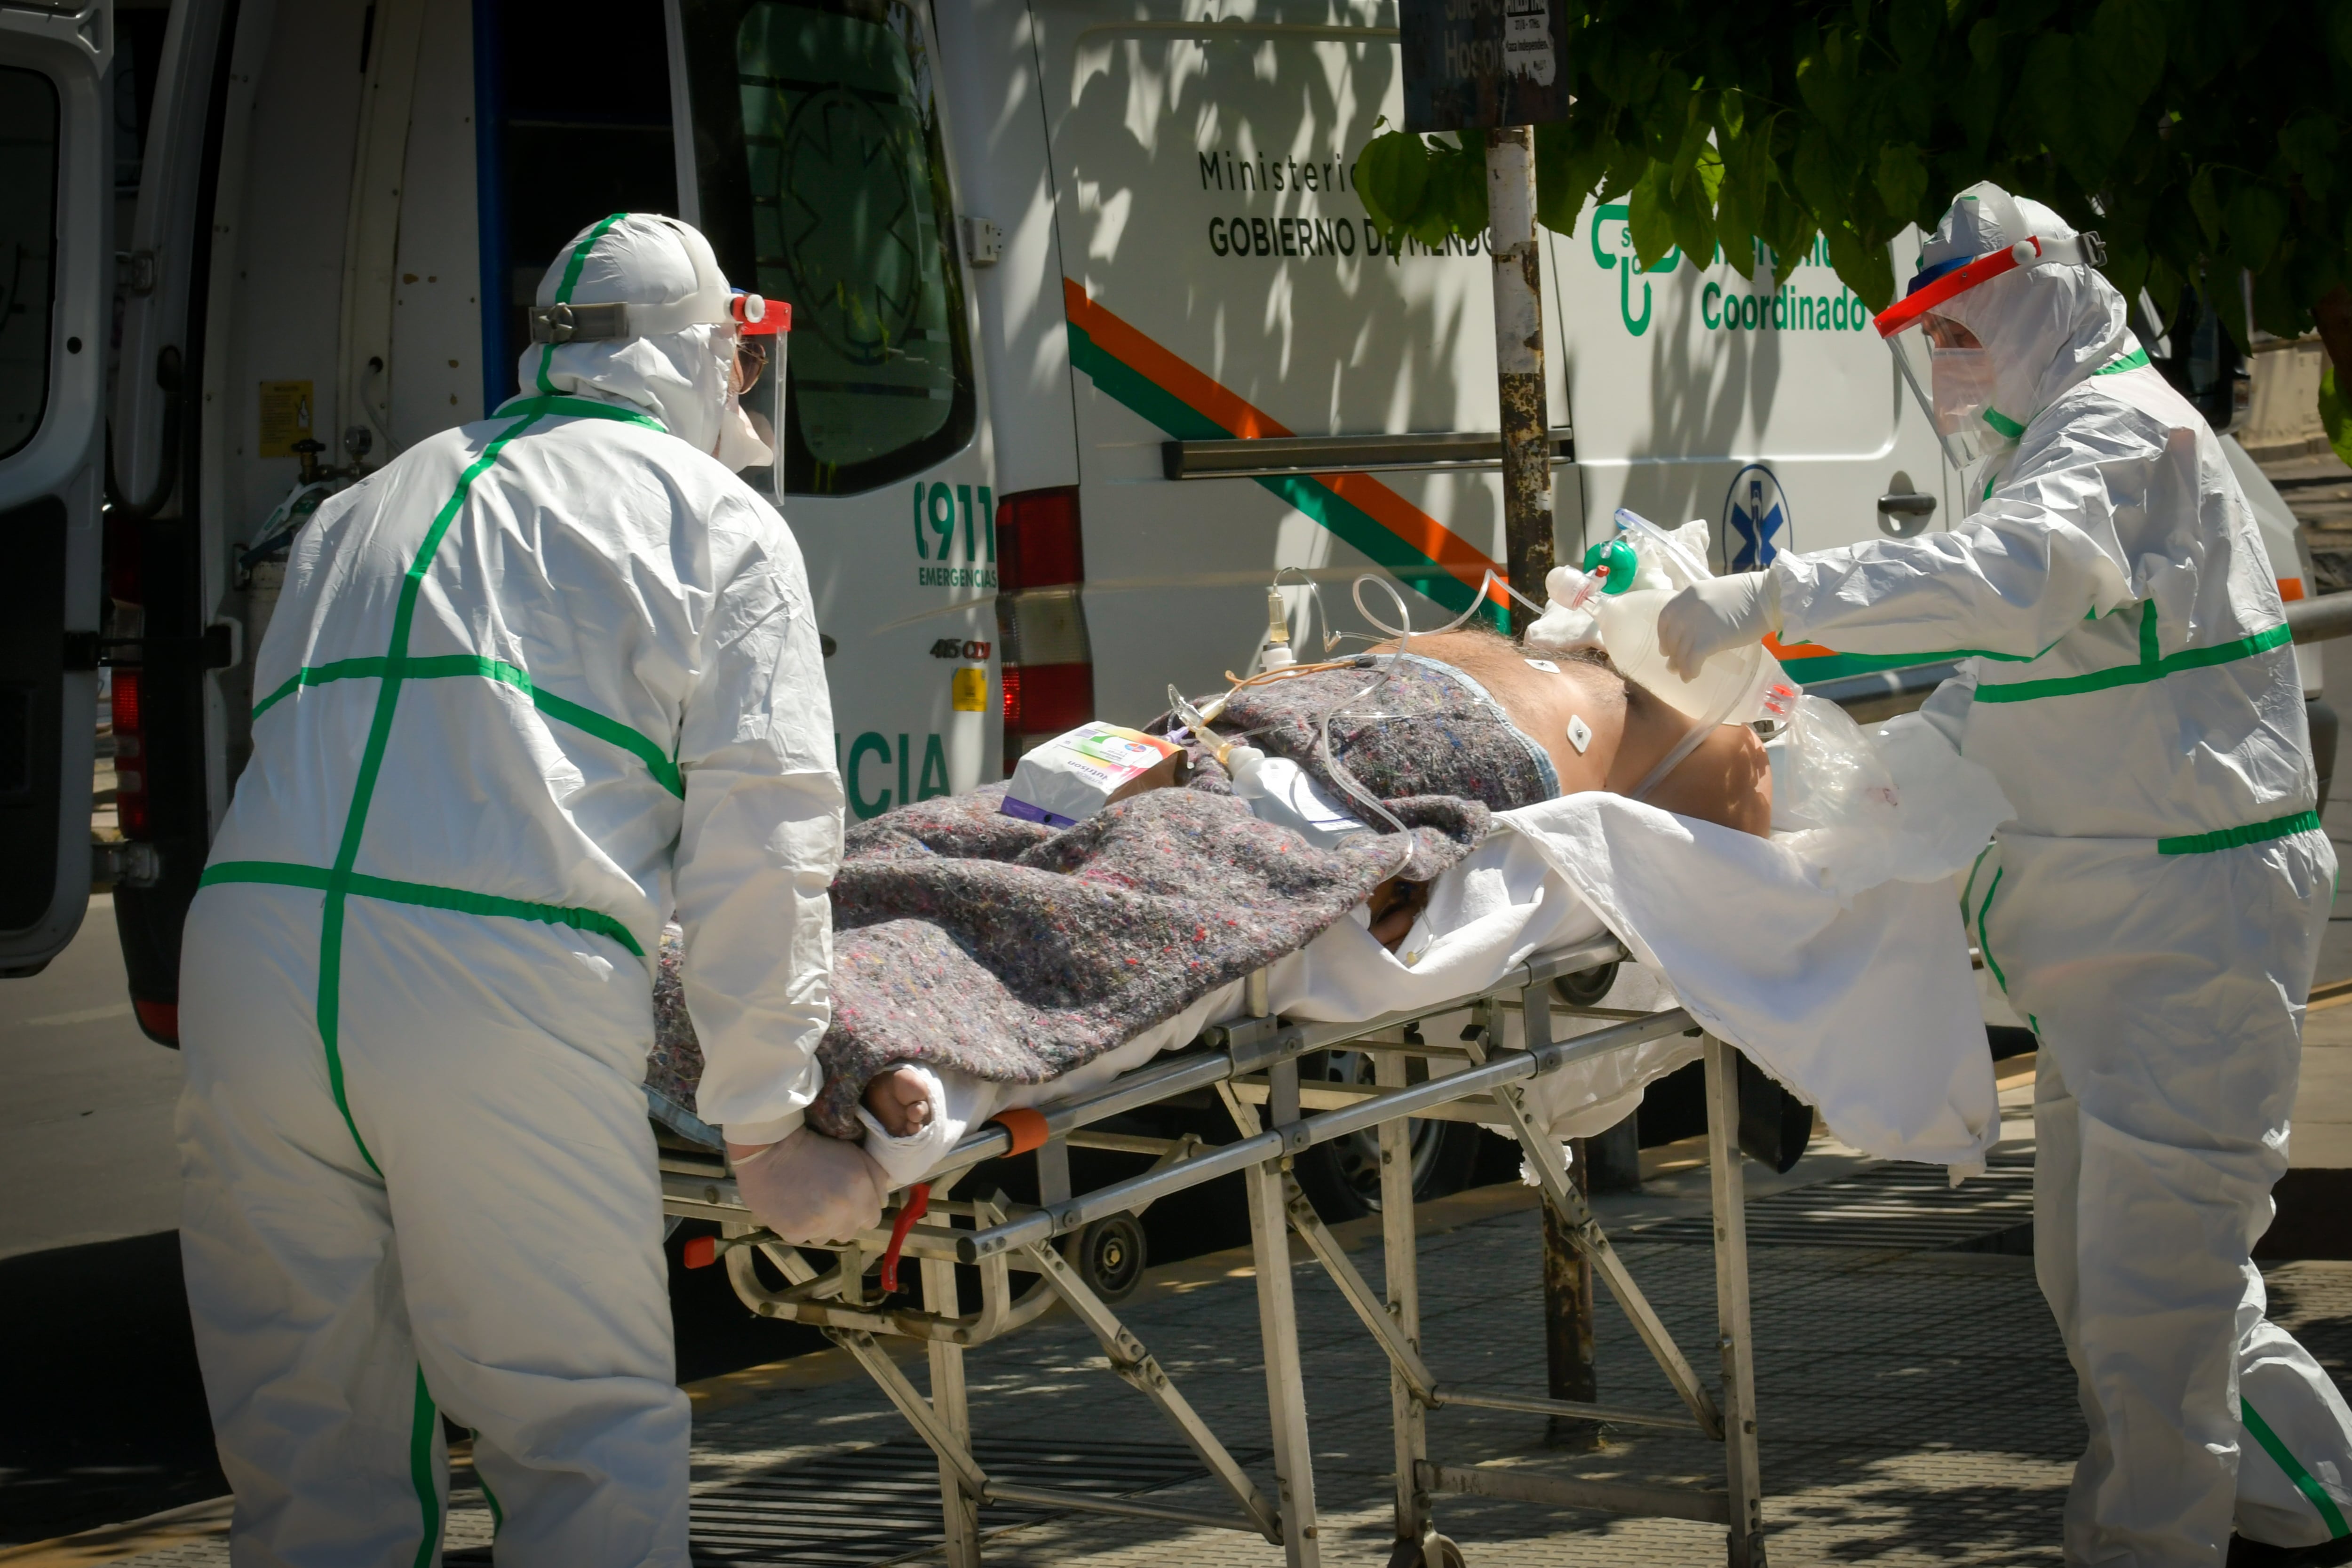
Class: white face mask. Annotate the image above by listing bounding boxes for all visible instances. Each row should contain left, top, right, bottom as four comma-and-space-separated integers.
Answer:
1929, 345, 1999, 437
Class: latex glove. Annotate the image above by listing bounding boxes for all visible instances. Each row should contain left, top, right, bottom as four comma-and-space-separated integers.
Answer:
728, 1129, 889, 1245
1657, 572, 1780, 682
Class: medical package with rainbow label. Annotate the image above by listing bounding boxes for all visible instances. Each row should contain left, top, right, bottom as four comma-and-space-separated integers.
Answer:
1001, 725, 1187, 828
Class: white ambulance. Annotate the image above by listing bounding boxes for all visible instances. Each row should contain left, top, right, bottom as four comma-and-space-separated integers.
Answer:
0, 0, 2318, 1047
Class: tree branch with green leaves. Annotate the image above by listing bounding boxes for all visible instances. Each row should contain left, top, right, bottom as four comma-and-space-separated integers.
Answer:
1353, 0, 2352, 463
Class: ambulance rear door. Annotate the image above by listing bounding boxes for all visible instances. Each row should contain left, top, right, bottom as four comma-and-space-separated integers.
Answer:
677, 0, 1002, 820
0, 4, 109, 973
1552, 213, 1956, 686
1028, 5, 1560, 728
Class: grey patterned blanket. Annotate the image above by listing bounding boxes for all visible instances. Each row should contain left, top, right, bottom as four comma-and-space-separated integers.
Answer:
648, 780, 1485, 1138
647, 653, 1561, 1140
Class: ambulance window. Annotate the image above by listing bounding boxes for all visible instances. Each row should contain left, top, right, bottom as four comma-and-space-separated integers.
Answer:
0, 68, 60, 462
682, 0, 975, 495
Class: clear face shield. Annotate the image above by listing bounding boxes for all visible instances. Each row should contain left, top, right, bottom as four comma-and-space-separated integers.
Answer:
1875, 223, 2106, 473
725, 293, 787, 494
1887, 310, 1999, 471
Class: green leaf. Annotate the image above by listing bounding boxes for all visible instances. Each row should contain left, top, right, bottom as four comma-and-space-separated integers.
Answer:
1875, 143, 1929, 223
1824, 224, 1897, 311
2224, 182, 2288, 272
1793, 26, 1852, 134
2091, 0, 2165, 103
2322, 368, 2352, 470
1432, 137, 1492, 239
1792, 127, 1852, 220
2187, 167, 2223, 247
2280, 116, 2340, 204
2206, 260, 2252, 354
1534, 119, 1615, 237
1960, 27, 2003, 154
2020, 35, 2081, 170
2144, 255, 2183, 325
2328, 0, 2352, 68
1628, 162, 1682, 271
1353, 129, 1429, 239
1890, 0, 1943, 66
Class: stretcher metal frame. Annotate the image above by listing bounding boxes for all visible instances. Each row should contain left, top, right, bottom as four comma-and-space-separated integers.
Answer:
657, 933, 1769, 1567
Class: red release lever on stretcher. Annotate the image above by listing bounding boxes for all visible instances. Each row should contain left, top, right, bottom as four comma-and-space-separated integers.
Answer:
681, 1234, 718, 1270
879, 1182, 932, 1294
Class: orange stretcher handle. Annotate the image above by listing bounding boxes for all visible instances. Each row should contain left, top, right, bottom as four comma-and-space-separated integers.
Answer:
988, 1106, 1050, 1156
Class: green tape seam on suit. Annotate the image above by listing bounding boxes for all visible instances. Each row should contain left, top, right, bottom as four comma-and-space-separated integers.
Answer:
1974, 595, 2291, 705
253, 653, 682, 799
409, 1367, 441, 1568
1975, 867, 2007, 993
207, 397, 654, 1170
199, 861, 644, 955
2244, 1396, 2352, 1538
534, 214, 629, 396
2155, 811, 2322, 857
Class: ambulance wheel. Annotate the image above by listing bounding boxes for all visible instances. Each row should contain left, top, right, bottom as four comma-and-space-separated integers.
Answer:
1293, 1052, 1482, 1220
1064, 1214, 1147, 1304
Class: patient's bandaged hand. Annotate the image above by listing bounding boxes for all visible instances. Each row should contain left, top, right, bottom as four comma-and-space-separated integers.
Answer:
731, 1130, 890, 1244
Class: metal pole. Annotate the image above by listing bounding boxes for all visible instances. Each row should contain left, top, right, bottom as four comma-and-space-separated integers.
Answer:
1485, 123, 1553, 609
1705, 1037, 1767, 1568
1377, 1049, 1431, 1549
921, 1250, 983, 1568
1521, 982, 1600, 1449
1542, 1148, 1600, 1449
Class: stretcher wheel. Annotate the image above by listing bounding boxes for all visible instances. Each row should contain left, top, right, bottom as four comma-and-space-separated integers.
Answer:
1552, 962, 1619, 1006
1385, 1534, 1465, 1568
1064, 1214, 1146, 1303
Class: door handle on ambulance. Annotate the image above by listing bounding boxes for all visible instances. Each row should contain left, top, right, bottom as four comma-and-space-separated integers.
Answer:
1875, 483, 1937, 539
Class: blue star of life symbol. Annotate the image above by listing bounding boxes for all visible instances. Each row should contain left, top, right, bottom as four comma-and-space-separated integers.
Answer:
1727, 473, 1785, 571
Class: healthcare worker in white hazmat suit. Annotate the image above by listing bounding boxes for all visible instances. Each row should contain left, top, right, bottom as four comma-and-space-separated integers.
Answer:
176, 213, 866, 1566
1660, 183, 2352, 1565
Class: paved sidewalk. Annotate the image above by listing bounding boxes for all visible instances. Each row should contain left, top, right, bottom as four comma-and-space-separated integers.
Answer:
66, 1181, 2352, 1566
43, 1061, 2352, 1566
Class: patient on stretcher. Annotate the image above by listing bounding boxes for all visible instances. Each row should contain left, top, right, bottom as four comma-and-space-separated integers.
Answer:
851, 627, 1773, 1139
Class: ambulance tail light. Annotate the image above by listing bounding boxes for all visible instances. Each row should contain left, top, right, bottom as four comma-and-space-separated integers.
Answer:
110, 667, 149, 840
995, 487, 1094, 770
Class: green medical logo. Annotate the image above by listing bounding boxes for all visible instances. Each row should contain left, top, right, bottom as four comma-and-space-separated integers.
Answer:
1589, 204, 1678, 337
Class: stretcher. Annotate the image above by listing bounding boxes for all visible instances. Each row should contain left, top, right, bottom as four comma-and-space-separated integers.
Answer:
654, 931, 1770, 1567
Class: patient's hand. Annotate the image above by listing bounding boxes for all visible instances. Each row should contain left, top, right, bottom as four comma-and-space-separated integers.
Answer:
864, 1065, 935, 1138
1365, 876, 1433, 953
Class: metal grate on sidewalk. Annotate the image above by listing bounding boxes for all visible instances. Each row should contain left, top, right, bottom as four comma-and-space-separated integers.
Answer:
448, 1438, 1243, 1567
1629, 1151, 2036, 1251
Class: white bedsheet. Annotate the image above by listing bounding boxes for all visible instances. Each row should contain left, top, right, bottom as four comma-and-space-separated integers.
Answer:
858, 717, 2007, 1187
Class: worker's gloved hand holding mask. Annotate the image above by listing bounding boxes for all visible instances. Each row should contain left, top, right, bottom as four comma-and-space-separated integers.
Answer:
728, 1130, 890, 1245
1657, 572, 1782, 683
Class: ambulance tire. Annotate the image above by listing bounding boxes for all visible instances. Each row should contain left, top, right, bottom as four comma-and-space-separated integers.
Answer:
1291, 1104, 1481, 1222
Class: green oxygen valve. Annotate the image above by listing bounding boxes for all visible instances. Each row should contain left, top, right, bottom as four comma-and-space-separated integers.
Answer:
1581, 537, 1639, 595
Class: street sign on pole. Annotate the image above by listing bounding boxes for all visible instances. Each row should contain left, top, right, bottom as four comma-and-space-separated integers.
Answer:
1400, 0, 1570, 134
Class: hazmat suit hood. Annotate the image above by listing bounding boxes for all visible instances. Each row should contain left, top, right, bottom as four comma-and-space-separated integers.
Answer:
1913, 183, 2134, 455
514, 212, 744, 460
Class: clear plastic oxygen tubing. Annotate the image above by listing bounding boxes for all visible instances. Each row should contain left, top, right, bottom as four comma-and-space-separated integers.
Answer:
1603, 506, 1765, 801
1627, 684, 1745, 802
1325, 569, 1550, 830
1611, 506, 1711, 583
